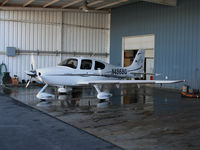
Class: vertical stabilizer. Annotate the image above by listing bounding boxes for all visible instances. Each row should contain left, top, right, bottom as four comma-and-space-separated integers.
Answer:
125, 49, 145, 73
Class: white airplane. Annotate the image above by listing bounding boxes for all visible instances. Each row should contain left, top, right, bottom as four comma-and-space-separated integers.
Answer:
26, 49, 184, 100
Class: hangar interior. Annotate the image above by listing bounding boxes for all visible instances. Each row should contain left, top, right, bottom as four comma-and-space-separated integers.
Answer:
1, 0, 200, 150
0, 0, 177, 83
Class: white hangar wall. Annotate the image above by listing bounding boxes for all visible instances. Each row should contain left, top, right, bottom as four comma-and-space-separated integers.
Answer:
0, 11, 62, 81
0, 10, 110, 81
62, 12, 110, 62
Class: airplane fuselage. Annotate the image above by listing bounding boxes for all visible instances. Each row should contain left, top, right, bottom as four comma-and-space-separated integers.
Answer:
36, 57, 137, 86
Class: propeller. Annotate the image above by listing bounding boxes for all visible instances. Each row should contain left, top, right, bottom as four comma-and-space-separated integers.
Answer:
26, 79, 31, 88
31, 54, 35, 70
25, 54, 37, 88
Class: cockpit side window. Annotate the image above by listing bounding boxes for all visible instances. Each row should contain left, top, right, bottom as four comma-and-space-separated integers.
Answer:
95, 61, 105, 70
58, 59, 78, 69
80, 59, 92, 70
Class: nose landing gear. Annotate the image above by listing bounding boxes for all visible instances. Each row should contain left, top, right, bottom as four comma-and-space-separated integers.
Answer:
36, 84, 55, 100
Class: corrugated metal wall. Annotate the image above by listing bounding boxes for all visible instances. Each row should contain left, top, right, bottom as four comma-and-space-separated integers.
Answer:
62, 12, 110, 62
0, 10, 110, 81
0, 10, 62, 80
110, 0, 200, 89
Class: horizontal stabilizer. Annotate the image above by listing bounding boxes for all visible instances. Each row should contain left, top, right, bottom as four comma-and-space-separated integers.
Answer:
130, 72, 161, 76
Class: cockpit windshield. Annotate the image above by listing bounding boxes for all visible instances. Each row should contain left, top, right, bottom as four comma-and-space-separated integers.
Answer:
58, 58, 78, 69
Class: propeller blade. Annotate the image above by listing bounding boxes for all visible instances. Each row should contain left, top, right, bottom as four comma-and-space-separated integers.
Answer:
31, 64, 33, 71
31, 54, 35, 70
25, 70, 37, 77
26, 79, 31, 88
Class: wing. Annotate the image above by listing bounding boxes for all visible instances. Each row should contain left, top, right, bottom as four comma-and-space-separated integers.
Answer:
78, 80, 185, 85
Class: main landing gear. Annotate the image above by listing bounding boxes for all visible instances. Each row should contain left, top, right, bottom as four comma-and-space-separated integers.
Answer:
93, 85, 112, 108
36, 84, 112, 108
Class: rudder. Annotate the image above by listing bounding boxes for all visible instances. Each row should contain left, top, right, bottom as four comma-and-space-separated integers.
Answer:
125, 49, 145, 73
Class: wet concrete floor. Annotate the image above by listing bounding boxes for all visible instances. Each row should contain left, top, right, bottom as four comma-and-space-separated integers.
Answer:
0, 92, 121, 150
1, 85, 200, 150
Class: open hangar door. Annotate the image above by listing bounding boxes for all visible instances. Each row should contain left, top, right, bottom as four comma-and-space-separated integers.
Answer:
122, 34, 155, 80
121, 34, 155, 104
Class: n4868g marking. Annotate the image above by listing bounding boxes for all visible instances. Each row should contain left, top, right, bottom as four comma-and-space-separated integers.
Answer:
112, 69, 127, 75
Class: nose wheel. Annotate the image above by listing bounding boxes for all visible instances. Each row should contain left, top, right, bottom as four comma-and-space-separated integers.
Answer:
36, 84, 55, 100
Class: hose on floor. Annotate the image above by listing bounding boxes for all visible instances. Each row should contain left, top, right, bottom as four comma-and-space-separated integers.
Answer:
0, 63, 8, 85
0, 63, 7, 75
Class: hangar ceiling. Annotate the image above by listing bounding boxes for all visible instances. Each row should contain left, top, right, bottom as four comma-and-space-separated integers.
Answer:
0, 0, 177, 11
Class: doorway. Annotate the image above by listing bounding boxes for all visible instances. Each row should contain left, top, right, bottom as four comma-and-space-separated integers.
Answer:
122, 34, 155, 80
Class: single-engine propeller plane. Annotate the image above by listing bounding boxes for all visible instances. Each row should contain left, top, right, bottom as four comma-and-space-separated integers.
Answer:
25, 49, 184, 100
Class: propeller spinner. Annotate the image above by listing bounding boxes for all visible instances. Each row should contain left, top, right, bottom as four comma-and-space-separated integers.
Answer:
25, 54, 37, 88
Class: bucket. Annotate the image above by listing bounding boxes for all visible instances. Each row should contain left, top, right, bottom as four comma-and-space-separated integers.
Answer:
182, 85, 188, 93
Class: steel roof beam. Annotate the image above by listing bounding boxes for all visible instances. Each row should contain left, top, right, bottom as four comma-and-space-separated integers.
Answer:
142, 0, 177, 6
62, 0, 82, 9
23, 0, 34, 7
96, 0, 128, 10
1, 0, 9, 6
0, 6, 109, 13
87, 0, 104, 7
43, 0, 59, 8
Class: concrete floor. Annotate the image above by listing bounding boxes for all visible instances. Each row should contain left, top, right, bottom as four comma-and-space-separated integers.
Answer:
0, 92, 122, 150
1, 85, 200, 150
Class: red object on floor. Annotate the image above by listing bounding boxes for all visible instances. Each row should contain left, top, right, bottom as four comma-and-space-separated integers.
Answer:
150, 75, 154, 80
12, 77, 19, 85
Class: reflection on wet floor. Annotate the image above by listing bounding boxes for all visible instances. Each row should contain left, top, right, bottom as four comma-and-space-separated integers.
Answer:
1, 85, 200, 150
1, 85, 197, 115
0, 85, 155, 113
2, 85, 200, 119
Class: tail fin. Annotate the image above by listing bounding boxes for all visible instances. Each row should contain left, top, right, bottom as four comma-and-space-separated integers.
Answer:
125, 49, 145, 73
